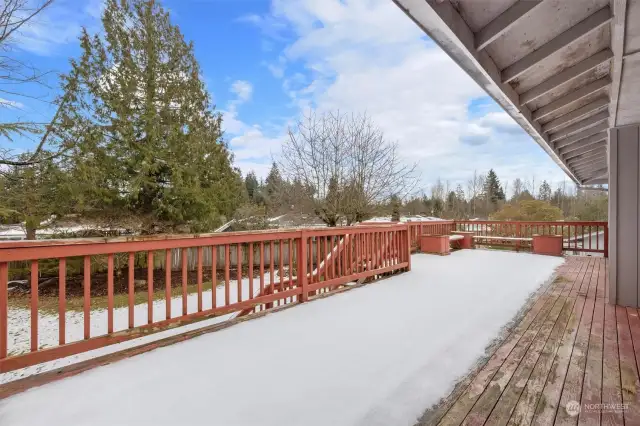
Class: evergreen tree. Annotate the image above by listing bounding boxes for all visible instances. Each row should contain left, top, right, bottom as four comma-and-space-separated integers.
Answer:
57, 0, 242, 232
390, 194, 401, 222
483, 169, 506, 206
538, 180, 552, 201
455, 184, 466, 217
0, 159, 69, 239
446, 191, 456, 216
245, 171, 260, 202
431, 197, 444, 218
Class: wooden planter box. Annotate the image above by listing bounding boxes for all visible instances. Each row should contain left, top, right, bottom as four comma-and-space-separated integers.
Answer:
451, 231, 474, 249
420, 235, 450, 255
533, 234, 563, 256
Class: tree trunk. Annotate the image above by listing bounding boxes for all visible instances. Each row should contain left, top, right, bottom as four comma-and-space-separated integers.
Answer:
26, 226, 37, 240
25, 216, 38, 240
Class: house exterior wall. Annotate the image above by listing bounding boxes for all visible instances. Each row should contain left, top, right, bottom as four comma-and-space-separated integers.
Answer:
609, 124, 640, 307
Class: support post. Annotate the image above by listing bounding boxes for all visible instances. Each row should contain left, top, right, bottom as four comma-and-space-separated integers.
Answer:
298, 231, 308, 303
608, 124, 640, 307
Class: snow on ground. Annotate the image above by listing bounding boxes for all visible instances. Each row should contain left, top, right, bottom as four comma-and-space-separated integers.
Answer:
364, 215, 444, 222
0, 251, 563, 426
1, 273, 274, 384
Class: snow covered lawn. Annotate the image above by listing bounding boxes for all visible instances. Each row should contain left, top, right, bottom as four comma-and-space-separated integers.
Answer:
0, 250, 563, 426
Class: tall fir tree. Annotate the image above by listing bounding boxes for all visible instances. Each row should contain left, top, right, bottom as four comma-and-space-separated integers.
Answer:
57, 0, 242, 232
483, 169, 506, 205
538, 180, 552, 201
244, 171, 260, 202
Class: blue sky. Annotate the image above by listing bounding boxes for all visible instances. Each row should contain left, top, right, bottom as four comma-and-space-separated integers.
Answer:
2, 0, 570, 196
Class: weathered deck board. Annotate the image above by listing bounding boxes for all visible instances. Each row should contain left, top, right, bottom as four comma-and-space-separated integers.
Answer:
486, 295, 574, 426
578, 298, 604, 425
425, 257, 636, 426
622, 307, 640, 424
601, 303, 623, 426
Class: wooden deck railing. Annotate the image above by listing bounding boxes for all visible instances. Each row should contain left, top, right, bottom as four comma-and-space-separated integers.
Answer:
454, 220, 608, 256
0, 225, 410, 373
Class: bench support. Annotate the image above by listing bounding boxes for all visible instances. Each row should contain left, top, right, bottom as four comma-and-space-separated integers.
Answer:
451, 231, 474, 249
420, 235, 450, 255
532, 234, 563, 256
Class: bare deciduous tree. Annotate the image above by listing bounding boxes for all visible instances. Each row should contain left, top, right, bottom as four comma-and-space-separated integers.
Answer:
280, 110, 418, 226
1, 0, 56, 167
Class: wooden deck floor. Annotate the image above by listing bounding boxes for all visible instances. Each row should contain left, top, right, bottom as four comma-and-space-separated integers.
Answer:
419, 256, 640, 426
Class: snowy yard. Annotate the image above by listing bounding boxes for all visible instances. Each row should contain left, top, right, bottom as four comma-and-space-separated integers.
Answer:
0, 250, 563, 426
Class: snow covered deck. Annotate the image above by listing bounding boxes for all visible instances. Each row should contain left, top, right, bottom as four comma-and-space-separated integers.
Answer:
0, 251, 570, 425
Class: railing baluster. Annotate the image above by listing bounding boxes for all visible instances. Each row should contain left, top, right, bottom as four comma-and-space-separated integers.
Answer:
83, 256, 91, 339
259, 242, 265, 309
225, 244, 230, 306
147, 251, 153, 324
59, 258, 66, 344
181, 248, 188, 315
212, 245, 217, 309
307, 238, 313, 287
128, 252, 134, 329
248, 243, 254, 301
107, 254, 114, 334
279, 240, 284, 291
165, 249, 172, 320
0, 262, 7, 359
324, 236, 329, 281
290, 238, 295, 290
197, 247, 203, 312
314, 237, 320, 282
237, 243, 243, 303
31, 260, 38, 352
269, 241, 275, 296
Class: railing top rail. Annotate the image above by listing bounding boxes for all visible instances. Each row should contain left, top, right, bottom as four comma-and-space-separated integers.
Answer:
455, 220, 608, 225
0, 224, 409, 262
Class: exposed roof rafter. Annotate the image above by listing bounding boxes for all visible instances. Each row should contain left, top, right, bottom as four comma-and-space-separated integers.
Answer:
541, 97, 609, 133
520, 49, 613, 105
578, 167, 608, 182
566, 148, 606, 164
574, 160, 607, 174
475, 1, 542, 51
502, 7, 612, 83
564, 141, 607, 160
558, 131, 607, 155
549, 111, 609, 142
532, 77, 611, 121
553, 122, 609, 149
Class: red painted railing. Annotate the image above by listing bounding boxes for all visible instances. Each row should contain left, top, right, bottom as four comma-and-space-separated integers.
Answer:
454, 220, 608, 256
0, 225, 410, 373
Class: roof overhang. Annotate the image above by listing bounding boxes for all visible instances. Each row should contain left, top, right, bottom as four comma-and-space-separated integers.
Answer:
393, 0, 640, 186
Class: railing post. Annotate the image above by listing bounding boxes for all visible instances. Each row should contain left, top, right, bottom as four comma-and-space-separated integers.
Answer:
406, 224, 412, 272
515, 223, 521, 252
298, 230, 309, 303
604, 223, 609, 258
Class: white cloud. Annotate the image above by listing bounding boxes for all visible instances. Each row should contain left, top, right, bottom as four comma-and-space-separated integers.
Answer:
234, 0, 568, 189
0, 98, 25, 109
13, 0, 103, 55
230, 80, 253, 104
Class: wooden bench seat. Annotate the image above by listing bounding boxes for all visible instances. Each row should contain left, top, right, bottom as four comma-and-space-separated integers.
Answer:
472, 235, 533, 252
449, 234, 464, 241
472, 236, 532, 242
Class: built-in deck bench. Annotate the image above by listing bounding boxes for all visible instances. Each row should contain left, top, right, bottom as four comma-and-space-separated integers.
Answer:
472, 235, 533, 252
420, 232, 471, 255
